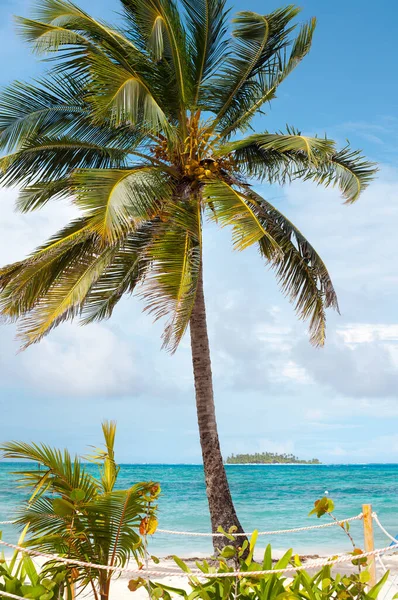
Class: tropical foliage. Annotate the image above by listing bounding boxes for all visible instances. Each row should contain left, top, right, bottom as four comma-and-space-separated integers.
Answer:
0, 526, 71, 600
0, 0, 376, 351
145, 502, 389, 600
226, 452, 320, 464
0, 422, 160, 600
140, 535, 389, 600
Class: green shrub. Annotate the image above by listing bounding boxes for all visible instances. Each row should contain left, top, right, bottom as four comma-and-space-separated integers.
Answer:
0, 526, 70, 600
139, 535, 390, 600
0, 421, 160, 600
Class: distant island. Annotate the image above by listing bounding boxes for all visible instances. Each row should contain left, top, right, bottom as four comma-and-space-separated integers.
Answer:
225, 452, 321, 465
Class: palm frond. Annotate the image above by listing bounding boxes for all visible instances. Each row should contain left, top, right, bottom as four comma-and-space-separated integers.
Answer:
0, 73, 88, 152
120, 0, 190, 122
80, 223, 154, 324
302, 145, 378, 204
218, 130, 336, 164
141, 203, 201, 353
218, 17, 316, 137
244, 188, 338, 346
16, 179, 72, 212
221, 132, 377, 203
0, 218, 94, 319
72, 166, 174, 242
208, 6, 300, 130
14, 245, 117, 348
17, 0, 137, 56
203, 180, 280, 256
86, 53, 169, 132
15, 16, 96, 56
86, 485, 149, 566
0, 136, 129, 187
181, 0, 230, 106
0, 441, 99, 500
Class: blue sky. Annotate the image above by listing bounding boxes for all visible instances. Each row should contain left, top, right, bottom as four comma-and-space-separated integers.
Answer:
0, 0, 397, 463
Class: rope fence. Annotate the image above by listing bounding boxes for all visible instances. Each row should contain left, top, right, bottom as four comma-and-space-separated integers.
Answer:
156, 514, 364, 537
0, 506, 397, 600
0, 513, 364, 536
0, 535, 397, 578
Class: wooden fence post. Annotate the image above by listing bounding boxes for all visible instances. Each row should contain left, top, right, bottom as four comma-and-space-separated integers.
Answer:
362, 504, 376, 588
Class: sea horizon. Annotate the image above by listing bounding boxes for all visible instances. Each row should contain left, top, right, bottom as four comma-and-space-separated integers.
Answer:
2, 460, 398, 466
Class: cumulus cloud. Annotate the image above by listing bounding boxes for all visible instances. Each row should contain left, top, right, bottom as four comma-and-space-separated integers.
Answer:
19, 323, 141, 397
0, 187, 77, 264
293, 323, 398, 399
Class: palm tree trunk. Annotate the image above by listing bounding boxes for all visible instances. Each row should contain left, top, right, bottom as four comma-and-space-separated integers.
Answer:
189, 260, 247, 553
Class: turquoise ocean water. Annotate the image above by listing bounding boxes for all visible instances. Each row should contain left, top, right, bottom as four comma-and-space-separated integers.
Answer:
0, 463, 397, 556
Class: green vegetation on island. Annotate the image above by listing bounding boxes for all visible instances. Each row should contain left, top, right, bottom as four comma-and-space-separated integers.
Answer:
226, 452, 321, 464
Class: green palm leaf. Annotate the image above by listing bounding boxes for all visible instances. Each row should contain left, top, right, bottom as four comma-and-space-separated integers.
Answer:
120, 0, 191, 124
221, 132, 377, 203
15, 16, 97, 55
218, 17, 316, 138
0, 218, 94, 319
86, 53, 169, 132
244, 188, 338, 346
0, 137, 128, 187
181, 0, 230, 106
15, 244, 117, 348
0, 73, 87, 152
81, 224, 154, 324
208, 6, 300, 130
71, 166, 174, 242
203, 180, 281, 256
303, 146, 378, 204
141, 204, 201, 352
218, 131, 336, 163
0, 441, 99, 500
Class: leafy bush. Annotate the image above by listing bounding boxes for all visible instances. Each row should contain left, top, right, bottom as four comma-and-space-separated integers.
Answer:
0, 526, 70, 600
141, 534, 389, 600
0, 421, 160, 600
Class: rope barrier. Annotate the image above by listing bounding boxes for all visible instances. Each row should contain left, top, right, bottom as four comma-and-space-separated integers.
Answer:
0, 537, 397, 579
0, 514, 363, 536
156, 514, 363, 537
0, 511, 396, 583
372, 513, 398, 545
0, 591, 28, 600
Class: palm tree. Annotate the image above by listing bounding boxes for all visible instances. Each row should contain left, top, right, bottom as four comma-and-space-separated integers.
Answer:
0, 0, 376, 551
1, 422, 160, 600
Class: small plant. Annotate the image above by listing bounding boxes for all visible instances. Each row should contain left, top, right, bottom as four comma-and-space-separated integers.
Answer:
0, 526, 70, 600
0, 421, 161, 600
309, 497, 368, 568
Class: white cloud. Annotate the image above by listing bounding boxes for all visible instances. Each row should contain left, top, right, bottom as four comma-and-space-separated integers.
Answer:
280, 360, 312, 384
20, 323, 140, 397
0, 187, 77, 264
293, 331, 398, 399
337, 324, 398, 345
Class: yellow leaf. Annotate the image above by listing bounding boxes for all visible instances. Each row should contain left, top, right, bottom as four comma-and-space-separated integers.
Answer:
139, 515, 158, 535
